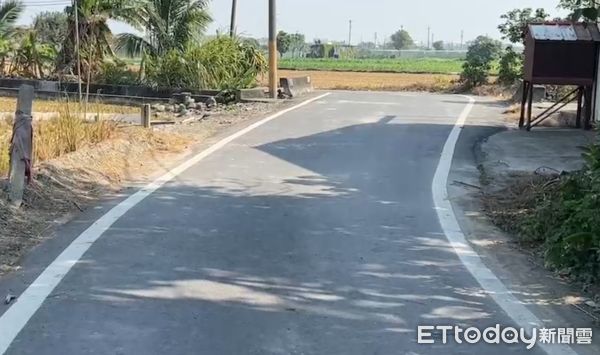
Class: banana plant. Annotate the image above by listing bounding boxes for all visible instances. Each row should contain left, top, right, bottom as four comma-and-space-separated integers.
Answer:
0, 0, 23, 76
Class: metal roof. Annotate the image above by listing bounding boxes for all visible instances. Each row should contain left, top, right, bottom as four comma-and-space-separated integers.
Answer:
527, 23, 600, 42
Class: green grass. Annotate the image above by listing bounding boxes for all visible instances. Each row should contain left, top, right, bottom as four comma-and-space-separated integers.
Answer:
279, 58, 465, 74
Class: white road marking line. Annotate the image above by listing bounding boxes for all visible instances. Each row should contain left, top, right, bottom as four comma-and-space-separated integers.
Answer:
0, 92, 331, 354
432, 96, 578, 355
336, 99, 406, 105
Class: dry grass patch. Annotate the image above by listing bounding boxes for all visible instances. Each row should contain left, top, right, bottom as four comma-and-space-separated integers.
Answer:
1, 115, 119, 176
0, 97, 137, 114
273, 70, 459, 92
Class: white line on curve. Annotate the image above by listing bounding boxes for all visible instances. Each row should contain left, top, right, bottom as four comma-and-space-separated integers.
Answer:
0, 92, 332, 354
432, 96, 578, 355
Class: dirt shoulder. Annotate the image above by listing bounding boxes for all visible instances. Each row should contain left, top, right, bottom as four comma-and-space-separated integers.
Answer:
448, 98, 600, 353
0, 100, 290, 275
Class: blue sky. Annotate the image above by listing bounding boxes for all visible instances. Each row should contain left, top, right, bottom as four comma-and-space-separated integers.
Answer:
19, 0, 567, 44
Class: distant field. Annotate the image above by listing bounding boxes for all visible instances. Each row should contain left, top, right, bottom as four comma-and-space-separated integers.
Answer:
279, 58, 465, 75
267, 70, 460, 92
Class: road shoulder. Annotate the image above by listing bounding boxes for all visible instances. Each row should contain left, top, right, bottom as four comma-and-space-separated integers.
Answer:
448, 97, 600, 353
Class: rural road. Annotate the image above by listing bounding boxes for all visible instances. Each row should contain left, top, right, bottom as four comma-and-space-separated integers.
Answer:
0, 92, 581, 354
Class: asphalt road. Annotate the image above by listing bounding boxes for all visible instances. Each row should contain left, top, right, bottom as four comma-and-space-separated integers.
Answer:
1, 92, 557, 354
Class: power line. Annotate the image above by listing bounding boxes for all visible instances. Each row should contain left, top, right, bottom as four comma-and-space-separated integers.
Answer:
21, 1, 71, 5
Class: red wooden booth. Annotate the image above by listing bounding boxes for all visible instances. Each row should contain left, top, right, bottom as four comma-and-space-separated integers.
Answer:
520, 22, 600, 130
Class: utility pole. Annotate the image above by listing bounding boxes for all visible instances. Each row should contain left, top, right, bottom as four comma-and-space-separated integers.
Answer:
8, 85, 34, 208
268, 0, 277, 98
460, 30, 464, 49
594, 5, 600, 123
348, 20, 352, 45
73, 0, 82, 104
427, 26, 431, 49
229, 0, 237, 37
374, 32, 378, 47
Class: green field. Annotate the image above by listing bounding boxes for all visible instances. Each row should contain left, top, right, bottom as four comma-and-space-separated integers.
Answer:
278, 58, 465, 75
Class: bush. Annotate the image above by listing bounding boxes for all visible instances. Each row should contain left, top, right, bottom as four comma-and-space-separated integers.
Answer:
460, 36, 502, 87
498, 46, 522, 85
521, 141, 600, 283
96, 59, 138, 86
144, 36, 267, 90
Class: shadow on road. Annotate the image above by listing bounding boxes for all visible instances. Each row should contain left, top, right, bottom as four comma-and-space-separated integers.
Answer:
18, 118, 548, 354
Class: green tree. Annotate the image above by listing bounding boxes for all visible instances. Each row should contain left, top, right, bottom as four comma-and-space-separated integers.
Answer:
432, 40, 444, 50
241, 37, 260, 49
0, 0, 24, 75
59, 0, 144, 77
116, 0, 211, 58
33, 11, 68, 51
498, 46, 522, 85
559, 0, 599, 21
12, 29, 57, 78
390, 29, 413, 49
461, 36, 502, 87
288, 33, 306, 57
276, 31, 292, 55
498, 8, 549, 44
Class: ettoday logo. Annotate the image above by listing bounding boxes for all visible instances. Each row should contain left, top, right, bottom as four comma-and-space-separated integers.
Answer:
417, 325, 593, 349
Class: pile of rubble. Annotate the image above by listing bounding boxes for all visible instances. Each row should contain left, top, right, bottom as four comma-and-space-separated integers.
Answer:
150, 92, 218, 117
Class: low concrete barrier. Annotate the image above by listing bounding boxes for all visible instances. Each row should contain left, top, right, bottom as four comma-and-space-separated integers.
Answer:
236, 87, 268, 102
280, 76, 313, 98
514, 80, 546, 103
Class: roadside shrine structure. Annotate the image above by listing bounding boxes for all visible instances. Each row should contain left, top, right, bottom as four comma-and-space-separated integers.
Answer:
520, 22, 600, 130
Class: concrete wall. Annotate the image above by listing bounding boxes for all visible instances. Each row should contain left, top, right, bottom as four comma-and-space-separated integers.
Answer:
0, 78, 222, 105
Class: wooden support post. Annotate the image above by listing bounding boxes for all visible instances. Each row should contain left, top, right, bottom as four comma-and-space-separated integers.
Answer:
141, 104, 151, 128
584, 86, 593, 130
526, 82, 534, 131
519, 81, 529, 129
576, 86, 583, 129
8, 85, 34, 208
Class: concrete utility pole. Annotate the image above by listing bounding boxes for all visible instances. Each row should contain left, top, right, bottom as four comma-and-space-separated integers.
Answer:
348, 20, 353, 45
8, 85, 34, 208
427, 26, 431, 49
229, 0, 237, 37
73, 0, 82, 104
594, 6, 600, 123
268, 0, 277, 98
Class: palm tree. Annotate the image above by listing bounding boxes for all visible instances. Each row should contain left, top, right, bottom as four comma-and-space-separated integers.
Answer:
116, 0, 212, 58
58, 0, 144, 77
0, 0, 24, 75
12, 30, 57, 78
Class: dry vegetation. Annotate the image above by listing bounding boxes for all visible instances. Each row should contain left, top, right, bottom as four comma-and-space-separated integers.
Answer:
0, 125, 191, 274
0, 97, 138, 114
274, 70, 459, 92
1, 114, 119, 175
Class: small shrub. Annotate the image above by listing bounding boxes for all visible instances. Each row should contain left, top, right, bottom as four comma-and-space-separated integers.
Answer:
96, 59, 138, 86
460, 36, 502, 87
520, 140, 600, 283
144, 36, 267, 90
498, 46, 522, 85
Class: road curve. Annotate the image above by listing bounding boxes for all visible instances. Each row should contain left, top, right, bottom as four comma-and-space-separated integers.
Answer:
2, 92, 549, 354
